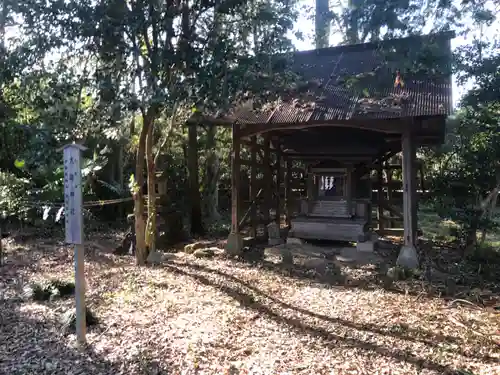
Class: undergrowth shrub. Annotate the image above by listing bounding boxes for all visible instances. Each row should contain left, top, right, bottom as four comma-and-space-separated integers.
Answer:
468, 242, 500, 264
60, 307, 98, 333
0, 171, 31, 219
22, 279, 75, 301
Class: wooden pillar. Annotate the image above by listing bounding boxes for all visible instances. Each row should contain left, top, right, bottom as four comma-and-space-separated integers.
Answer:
401, 127, 418, 247
262, 135, 271, 237
188, 124, 203, 235
419, 164, 425, 192
306, 164, 314, 202
386, 163, 394, 228
367, 170, 373, 228
284, 154, 291, 227
376, 163, 385, 233
275, 147, 282, 225
226, 123, 243, 256
419, 164, 425, 205
313, 175, 319, 199
230, 123, 241, 234
249, 136, 258, 237
346, 164, 353, 216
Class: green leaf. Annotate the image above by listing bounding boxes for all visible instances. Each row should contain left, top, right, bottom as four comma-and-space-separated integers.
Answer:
14, 159, 26, 169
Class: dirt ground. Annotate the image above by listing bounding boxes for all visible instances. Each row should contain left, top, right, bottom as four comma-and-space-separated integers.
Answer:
0, 235, 499, 375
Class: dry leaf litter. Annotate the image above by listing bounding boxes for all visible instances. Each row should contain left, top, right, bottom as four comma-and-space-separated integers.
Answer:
0, 236, 499, 375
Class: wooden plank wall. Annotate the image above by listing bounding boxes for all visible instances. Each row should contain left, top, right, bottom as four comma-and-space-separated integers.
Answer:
371, 161, 425, 232
230, 131, 425, 239
237, 136, 307, 239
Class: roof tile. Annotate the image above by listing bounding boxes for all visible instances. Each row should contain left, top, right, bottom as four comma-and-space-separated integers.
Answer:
229, 32, 454, 125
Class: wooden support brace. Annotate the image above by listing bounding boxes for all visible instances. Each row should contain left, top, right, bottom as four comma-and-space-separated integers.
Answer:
239, 189, 263, 229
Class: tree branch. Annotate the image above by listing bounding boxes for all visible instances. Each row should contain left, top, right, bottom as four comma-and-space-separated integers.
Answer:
154, 101, 180, 164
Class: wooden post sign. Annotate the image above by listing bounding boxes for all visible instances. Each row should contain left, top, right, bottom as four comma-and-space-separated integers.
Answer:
59, 143, 87, 346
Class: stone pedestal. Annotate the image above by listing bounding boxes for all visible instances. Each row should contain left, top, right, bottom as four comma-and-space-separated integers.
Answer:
267, 222, 284, 246
225, 232, 243, 256
396, 245, 419, 269
286, 236, 304, 245
299, 199, 309, 215
356, 241, 375, 252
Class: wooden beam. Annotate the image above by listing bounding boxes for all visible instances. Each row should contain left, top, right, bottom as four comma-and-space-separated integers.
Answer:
240, 159, 282, 169
357, 149, 400, 178
290, 180, 306, 189
238, 118, 407, 138
385, 161, 423, 169
285, 154, 374, 161
282, 145, 381, 155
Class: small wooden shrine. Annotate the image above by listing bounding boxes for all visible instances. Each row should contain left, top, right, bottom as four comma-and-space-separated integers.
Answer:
291, 161, 372, 242
188, 31, 455, 268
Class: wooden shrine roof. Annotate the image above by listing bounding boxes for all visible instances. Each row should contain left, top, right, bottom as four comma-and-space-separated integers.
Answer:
191, 31, 454, 135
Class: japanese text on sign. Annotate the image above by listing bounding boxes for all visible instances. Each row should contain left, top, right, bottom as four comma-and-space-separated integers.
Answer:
63, 145, 84, 244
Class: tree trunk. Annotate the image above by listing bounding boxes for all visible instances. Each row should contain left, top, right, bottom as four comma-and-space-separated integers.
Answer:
0, 0, 4, 267
145, 122, 156, 253
201, 0, 222, 225
315, 0, 330, 48
188, 125, 203, 235
465, 217, 479, 251
117, 141, 125, 218
0, 222, 3, 266
346, 0, 360, 44
133, 116, 151, 265
203, 125, 220, 223
0, 0, 6, 50
479, 188, 499, 246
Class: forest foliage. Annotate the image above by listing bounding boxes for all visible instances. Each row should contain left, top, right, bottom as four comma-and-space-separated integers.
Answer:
0, 0, 499, 264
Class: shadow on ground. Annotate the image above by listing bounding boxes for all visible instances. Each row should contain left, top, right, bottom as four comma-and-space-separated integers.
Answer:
0, 300, 169, 375
233, 238, 500, 305
158, 261, 497, 374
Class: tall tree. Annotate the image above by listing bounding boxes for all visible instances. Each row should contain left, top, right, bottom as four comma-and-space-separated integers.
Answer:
202, 0, 224, 224
315, 0, 330, 48
18, 0, 300, 263
428, 6, 499, 250
326, 0, 474, 45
